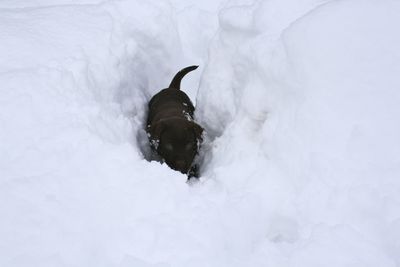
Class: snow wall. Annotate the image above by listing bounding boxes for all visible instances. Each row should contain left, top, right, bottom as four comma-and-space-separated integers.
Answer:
1, 0, 399, 266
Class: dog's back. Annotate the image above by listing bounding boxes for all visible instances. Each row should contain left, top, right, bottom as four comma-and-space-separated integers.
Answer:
147, 65, 198, 126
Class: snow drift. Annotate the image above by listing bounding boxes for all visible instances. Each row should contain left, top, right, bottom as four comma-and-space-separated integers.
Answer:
1, 0, 399, 266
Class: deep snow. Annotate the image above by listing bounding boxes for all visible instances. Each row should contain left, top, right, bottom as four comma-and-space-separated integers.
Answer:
1, 0, 400, 266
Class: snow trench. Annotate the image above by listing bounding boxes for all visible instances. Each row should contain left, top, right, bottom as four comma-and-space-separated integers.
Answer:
1, 0, 400, 266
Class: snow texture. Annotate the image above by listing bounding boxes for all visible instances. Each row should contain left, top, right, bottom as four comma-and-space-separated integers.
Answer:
1, 0, 400, 266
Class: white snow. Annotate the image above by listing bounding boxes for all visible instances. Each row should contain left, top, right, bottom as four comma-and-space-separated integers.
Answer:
1, 0, 400, 266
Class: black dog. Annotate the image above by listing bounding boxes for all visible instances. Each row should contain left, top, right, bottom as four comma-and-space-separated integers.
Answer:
146, 65, 203, 177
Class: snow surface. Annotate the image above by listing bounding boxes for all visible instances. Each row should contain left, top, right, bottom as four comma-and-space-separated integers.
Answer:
1, 0, 400, 266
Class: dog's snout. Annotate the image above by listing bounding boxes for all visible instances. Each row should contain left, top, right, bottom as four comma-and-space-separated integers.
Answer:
175, 160, 186, 170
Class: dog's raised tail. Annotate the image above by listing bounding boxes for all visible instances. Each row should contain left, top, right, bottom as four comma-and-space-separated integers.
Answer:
168, 65, 199, 90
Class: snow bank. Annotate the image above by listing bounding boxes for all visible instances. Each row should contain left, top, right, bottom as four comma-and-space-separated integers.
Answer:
1, 0, 399, 266
197, 0, 400, 266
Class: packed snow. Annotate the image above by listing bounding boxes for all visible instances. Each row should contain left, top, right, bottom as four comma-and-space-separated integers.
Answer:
1, 0, 399, 266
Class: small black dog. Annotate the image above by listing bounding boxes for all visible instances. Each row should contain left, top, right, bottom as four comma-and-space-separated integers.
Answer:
146, 65, 203, 177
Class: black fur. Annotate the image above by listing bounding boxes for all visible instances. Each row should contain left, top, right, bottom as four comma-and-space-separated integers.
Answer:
146, 66, 203, 177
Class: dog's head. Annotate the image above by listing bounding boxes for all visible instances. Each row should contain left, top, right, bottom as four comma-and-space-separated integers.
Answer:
148, 118, 203, 174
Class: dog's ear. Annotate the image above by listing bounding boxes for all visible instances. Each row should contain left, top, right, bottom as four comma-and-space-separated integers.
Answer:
191, 122, 204, 142
148, 121, 165, 142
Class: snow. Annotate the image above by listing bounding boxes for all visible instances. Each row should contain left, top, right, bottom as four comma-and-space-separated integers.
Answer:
1, 0, 400, 266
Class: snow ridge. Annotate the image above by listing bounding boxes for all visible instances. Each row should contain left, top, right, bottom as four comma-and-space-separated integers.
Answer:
1, 0, 400, 266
